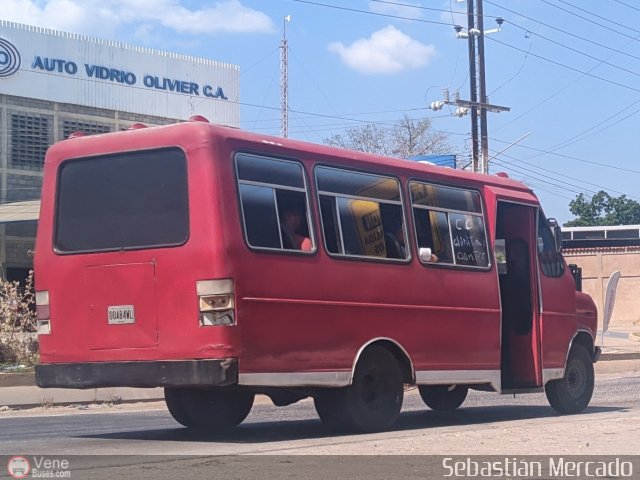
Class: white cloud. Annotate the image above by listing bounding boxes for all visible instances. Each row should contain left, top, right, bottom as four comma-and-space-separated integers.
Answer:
0, 0, 275, 37
328, 26, 436, 75
368, 1, 424, 20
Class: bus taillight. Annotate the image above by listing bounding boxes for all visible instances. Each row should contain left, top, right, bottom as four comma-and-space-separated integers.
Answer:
196, 279, 235, 326
35, 290, 51, 335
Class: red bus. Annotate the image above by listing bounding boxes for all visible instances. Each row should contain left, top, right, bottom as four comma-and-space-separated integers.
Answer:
34, 118, 599, 432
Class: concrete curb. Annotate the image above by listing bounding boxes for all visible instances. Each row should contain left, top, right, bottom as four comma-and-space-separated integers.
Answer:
0, 386, 164, 410
0, 373, 35, 388
595, 359, 640, 374
630, 332, 640, 343
600, 352, 640, 361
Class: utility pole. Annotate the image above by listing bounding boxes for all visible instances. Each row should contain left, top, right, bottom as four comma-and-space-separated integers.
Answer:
476, 0, 490, 174
466, 0, 480, 174
429, 0, 508, 174
280, 15, 291, 138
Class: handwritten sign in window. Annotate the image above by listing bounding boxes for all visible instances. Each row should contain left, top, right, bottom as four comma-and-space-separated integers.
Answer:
449, 213, 489, 267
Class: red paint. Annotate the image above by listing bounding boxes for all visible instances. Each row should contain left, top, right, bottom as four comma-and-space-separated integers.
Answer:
35, 122, 596, 386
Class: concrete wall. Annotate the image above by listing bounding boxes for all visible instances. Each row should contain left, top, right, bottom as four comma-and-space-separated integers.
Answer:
564, 248, 640, 327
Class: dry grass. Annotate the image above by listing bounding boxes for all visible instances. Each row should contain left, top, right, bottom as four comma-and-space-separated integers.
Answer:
0, 270, 38, 365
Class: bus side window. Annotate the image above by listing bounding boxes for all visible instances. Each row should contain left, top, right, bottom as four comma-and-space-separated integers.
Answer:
319, 196, 341, 254
315, 166, 407, 261
236, 153, 314, 253
413, 208, 454, 264
380, 203, 407, 259
409, 181, 489, 269
277, 191, 312, 251
538, 213, 564, 277
238, 183, 281, 249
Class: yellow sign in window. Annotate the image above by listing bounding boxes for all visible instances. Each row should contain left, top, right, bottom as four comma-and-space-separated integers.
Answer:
350, 199, 386, 257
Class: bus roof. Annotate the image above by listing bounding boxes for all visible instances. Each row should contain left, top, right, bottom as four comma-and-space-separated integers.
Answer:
47, 120, 535, 197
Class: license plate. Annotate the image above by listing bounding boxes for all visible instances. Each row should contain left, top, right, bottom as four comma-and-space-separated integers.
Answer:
107, 305, 135, 324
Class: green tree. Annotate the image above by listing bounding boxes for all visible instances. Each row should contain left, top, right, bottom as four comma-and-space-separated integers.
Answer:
324, 115, 451, 159
565, 190, 640, 227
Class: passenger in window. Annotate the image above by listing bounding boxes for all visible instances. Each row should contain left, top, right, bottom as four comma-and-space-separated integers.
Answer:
281, 207, 312, 251
384, 222, 408, 259
414, 210, 444, 263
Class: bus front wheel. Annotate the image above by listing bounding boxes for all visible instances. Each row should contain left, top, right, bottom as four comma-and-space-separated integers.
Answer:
419, 385, 468, 411
545, 344, 594, 414
164, 387, 254, 429
314, 346, 404, 432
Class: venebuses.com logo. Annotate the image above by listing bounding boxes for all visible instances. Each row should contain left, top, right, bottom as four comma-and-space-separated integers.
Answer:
7, 456, 30, 478
6, 455, 71, 478
0, 37, 21, 77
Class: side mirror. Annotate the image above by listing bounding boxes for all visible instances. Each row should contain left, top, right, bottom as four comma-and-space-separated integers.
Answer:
419, 247, 437, 263
548, 218, 563, 253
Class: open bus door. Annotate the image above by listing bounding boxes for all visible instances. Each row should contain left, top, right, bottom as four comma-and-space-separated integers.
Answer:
495, 201, 543, 390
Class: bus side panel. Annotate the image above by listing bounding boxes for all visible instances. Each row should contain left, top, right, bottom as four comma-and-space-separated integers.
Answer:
218, 143, 503, 379
232, 255, 501, 375
539, 269, 581, 369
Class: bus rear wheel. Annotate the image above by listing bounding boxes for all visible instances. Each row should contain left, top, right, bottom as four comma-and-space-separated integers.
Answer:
164, 387, 254, 429
419, 385, 468, 411
314, 346, 404, 432
545, 343, 594, 414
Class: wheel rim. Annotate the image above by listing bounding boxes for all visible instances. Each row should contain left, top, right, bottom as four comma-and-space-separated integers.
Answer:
566, 359, 587, 399
361, 370, 392, 409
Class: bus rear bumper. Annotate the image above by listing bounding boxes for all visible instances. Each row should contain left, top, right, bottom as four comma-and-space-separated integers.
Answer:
35, 359, 238, 389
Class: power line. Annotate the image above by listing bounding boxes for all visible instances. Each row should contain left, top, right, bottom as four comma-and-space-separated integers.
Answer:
496, 156, 601, 196
488, 31, 530, 97
288, 45, 342, 120
486, 36, 640, 94
489, 161, 576, 200
290, 0, 452, 26
292, 0, 640, 96
369, 0, 484, 18
490, 137, 640, 174
492, 30, 640, 135
292, 0, 640, 99
613, 0, 640, 14
486, 1, 640, 62
490, 156, 597, 196
545, 101, 640, 152
552, 0, 640, 35
505, 20, 640, 80
539, 0, 640, 41
492, 150, 640, 199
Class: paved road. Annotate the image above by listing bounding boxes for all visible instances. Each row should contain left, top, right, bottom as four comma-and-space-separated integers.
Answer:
1, 372, 638, 456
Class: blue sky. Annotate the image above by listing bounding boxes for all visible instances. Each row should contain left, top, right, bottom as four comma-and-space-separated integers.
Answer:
4, 0, 640, 223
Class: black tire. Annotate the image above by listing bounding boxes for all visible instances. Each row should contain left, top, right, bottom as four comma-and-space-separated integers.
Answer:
314, 346, 404, 432
418, 385, 468, 411
164, 387, 254, 429
545, 344, 594, 414
313, 389, 351, 429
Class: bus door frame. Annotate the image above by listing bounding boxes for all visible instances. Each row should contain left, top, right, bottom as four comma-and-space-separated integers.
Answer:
490, 193, 544, 391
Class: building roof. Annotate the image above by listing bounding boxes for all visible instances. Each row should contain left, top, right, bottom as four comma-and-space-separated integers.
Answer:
564, 245, 640, 255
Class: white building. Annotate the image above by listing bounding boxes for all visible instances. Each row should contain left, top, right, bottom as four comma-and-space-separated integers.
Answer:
0, 20, 240, 280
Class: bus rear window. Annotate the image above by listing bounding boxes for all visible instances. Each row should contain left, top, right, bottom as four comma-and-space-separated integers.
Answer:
54, 148, 189, 253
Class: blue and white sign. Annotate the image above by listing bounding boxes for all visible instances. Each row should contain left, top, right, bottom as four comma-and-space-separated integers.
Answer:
0, 21, 239, 126
0, 37, 20, 77
408, 154, 457, 169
